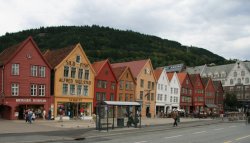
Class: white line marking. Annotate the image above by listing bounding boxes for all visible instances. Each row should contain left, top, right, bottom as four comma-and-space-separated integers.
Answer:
229, 126, 236, 128
214, 128, 224, 131
134, 141, 148, 143
165, 135, 183, 139
235, 135, 250, 141
192, 131, 207, 134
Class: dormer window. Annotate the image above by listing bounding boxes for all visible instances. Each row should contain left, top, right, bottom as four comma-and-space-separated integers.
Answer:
76, 55, 81, 63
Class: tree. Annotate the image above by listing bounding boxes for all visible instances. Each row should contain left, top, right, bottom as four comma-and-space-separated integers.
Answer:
224, 93, 239, 111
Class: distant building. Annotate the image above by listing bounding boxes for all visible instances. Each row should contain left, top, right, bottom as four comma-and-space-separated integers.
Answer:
167, 72, 181, 110
164, 64, 185, 73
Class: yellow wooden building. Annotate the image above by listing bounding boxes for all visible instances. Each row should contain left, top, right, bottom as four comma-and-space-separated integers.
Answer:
44, 43, 95, 119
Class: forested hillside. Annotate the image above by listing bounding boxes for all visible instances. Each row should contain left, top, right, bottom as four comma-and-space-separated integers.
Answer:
0, 25, 228, 67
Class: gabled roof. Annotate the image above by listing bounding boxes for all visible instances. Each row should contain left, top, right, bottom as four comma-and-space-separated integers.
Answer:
186, 65, 207, 74
167, 73, 174, 81
189, 74, 199, 86
111, 59, 149, 78
201, 77, 210, 88
177, 72, 187, 85
0, 36, 51, 68
213, 81, 223, 91
112, 66, 128, 80
43, 45, 76, 68
92, 59, 109, 74
154, 68, 163, 81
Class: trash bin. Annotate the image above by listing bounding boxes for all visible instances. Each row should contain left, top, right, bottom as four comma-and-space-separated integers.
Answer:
117, 118, 124, 127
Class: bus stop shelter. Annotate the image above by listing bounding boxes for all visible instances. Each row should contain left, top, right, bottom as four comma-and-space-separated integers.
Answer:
96, 101, 141, 131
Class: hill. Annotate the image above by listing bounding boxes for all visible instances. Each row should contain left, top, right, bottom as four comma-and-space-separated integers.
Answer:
0, 25, 228, 67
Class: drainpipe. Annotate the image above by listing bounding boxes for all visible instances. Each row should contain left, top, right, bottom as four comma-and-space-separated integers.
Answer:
1, 66, 4, 104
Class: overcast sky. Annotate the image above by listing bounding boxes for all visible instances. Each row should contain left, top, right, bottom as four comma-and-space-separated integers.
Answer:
0, 0, 249, 60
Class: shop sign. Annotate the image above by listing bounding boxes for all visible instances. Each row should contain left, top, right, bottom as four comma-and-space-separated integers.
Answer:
69, 98, 82, 102
16, 98, 47, 103
59, 78, 91, 85
65, 60, 89, 68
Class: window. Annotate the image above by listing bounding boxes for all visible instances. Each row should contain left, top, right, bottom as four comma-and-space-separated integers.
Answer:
126, 81, 129, 90
237, 78, 241, 84
158, 84, 160, 90
165, 85, 167, 91
96, 93, 101, 101
111, 82, 115, 90
140, 79, 144, 88
39, 66, 46, 77
64, 66, 69, 77
234, 71, 237, 77
11, 64, 19, 75
125, 94, 129, 101
63, 84, 68, 95
101, 81, 107, 88
30, 84, 37, 96
171, 88, 173, 94
245, 78, 249, 84
83, 85, 88, 96
164, 95, 167, 101
152, 82, 154, 90
110, 93, 114, 101
101, 93, 106, 101
161, 84, 163, 90
85, 70, 89, 80
140, 91, 143, 100
38, 85, 45, 96
71, 67, 76, 78
241, 71, 245, 76
70, 84, 75, 95
119, 93, 122, 101
170, 96, 172, 102
119, 80, 124, 89
78, 69, 83, 79
230, 79, 234, 85
77, 85, 82, 95
147, 93, 150, 101
148, 81, 151, 89
11, 83, 19, 96
151, 93, 154, 101
76, 55, 81, 63
31, 65, 38, 76
186, 79, 189, 84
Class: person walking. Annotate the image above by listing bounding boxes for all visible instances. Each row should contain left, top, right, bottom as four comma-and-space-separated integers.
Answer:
172, 111, 178, 127
42, 109, 46, 120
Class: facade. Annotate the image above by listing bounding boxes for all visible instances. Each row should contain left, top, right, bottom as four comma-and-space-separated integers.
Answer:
44, 44, 95, 119
177, 72, 193, 114
92, 59, 117, 114
189, 74, 205, 113
213, 81, 224, 111
0, 37, 51, 120
186, 61, 250, 110
112, 59, 156, 118
201, 77, 217, 113
167, 72, 181, 110
154, 68, 171, 116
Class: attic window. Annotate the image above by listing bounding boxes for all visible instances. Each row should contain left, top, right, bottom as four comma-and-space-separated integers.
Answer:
76, 55, 81, 63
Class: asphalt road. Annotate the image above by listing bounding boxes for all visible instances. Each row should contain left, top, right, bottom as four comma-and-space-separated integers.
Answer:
0, 120, 249, 143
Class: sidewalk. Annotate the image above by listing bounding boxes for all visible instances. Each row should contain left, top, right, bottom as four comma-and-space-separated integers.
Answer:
0, 117, 215, 134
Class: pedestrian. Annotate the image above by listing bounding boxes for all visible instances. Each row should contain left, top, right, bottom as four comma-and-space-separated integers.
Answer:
172, 111, 178, 127
28, 109, 33, 124
32, 112, 36, 121
48, 108, 51, 120
42, 109, 46, 120
25, 109, 29, 123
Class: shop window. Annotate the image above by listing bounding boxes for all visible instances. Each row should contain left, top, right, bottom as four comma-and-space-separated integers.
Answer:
11, 64, 19, 75
39, 66, 46, 77
84, 70, 89, 80
78, 69, 83, 79
11, 83, 19, 96
30, 84, 37, 96
70, 84, 75, 95
62, 84, 68, 95
83, 85, 88, 96
71, 67, 76, 78
77, 85, 82, 95
31, 65, 38, 76
64, 66, 69, 77
39, 85, 45, 96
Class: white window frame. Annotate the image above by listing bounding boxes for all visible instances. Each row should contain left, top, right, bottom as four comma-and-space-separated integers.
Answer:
38, 85, 45, 96
39, 66, 46, 77
77, 85, 82, 95
30, 84, 37, 96
11, 83, 19, 96
63, 84, 68, 95
70, 84, 75, 95
11, 64, 19, 75
31, 65, 38, 77
83, 85, 88, 96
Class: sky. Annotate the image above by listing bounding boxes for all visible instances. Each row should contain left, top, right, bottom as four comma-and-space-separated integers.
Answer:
0, 0, 250, 60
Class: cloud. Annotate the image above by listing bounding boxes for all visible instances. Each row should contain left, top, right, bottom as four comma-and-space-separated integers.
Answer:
0, 0, 250, 60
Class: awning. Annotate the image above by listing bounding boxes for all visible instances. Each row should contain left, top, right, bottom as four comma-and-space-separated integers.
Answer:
205, 104, 218, 108
103, 101, 141, 106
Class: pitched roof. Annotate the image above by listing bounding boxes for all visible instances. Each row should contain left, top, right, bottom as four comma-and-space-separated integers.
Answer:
201, 77, 210, 87
111, 59, 149, 78
43, 45, 76, 68
92, 59, 108, 74
112, 66, 128, 80
213, 81, 222, 90
167, 73, 174, 81
189, 74, 198, 85
186, 65, 207, 74
177, 72, 187, 85
154, 68, 163, 81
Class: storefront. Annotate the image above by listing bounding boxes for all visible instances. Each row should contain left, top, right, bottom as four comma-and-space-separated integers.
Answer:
2, 97, 51, 120
54, 97, 92, 120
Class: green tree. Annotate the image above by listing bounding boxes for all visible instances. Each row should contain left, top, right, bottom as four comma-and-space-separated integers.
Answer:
224, 93, 239, 111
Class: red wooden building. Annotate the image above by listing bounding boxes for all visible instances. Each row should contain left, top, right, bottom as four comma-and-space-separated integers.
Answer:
0, 37, 51, 120
189, 74, 205, 113
177, 73, 193, 114
201, 77, 217, 113
92, 59, 117, 113
213, 81, 224, 112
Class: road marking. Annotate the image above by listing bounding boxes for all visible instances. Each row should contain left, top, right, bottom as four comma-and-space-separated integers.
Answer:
229, 126, 236, 128
235, 135, 250, 141
134, 141, 148, 143
213, 128, 224, 131
165, 135, 183, 139
192, 131, 207, 134
223, 141, 232, 143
